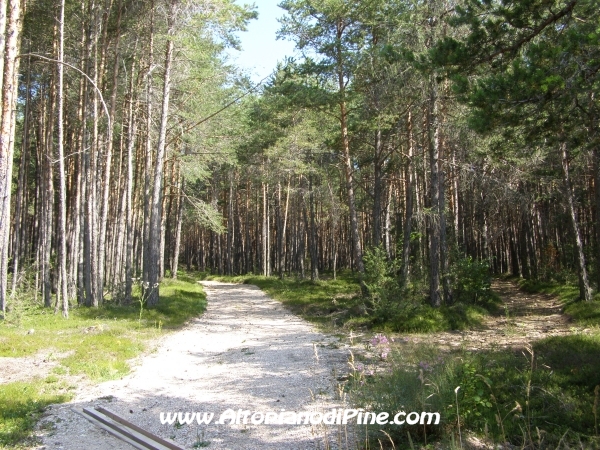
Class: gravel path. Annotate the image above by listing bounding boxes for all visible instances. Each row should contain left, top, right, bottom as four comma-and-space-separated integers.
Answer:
35, 281, 353, 450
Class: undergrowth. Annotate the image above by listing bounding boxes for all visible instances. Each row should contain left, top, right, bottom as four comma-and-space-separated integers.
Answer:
349, 333, 600, 449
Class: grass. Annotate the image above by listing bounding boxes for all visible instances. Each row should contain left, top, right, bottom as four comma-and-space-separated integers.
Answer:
0, 276, 206, 448
518, 278, 600, 326
0, 380, 71, 448
350, 331, 600, 449
375, 299, 498, 333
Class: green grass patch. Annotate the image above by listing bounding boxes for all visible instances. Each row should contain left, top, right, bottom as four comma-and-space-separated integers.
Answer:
518, 279, 600, 326
0, 276, 206, 448
0, 380, 71, 448
350, 331, 600, 449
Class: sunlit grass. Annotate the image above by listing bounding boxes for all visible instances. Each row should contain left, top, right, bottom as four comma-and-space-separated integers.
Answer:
0, 276, 206, 448
0, 379, 71, 448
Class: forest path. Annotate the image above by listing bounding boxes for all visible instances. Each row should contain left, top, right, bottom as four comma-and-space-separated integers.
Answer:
408, 279, 582, 351
34, 281, 352, 450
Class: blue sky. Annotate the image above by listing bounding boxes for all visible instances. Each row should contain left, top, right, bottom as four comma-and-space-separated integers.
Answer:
227, 0, 298, 83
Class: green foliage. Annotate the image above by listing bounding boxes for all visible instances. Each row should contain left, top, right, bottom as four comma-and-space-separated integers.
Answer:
360, 248, 496, 332
384, 301, 490, 333
451, 256, 493, 304
351, 333, 600, 448
363, 246, 400, 321
456, 361, 494, 428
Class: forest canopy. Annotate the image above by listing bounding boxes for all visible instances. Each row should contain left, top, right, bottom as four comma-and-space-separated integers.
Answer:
0, 0, 598, 318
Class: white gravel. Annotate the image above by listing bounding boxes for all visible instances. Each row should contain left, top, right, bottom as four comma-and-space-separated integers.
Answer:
34, 281, 355, 450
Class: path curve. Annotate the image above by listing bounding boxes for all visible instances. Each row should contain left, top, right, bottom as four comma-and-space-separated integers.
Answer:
35, 281, 352, 450
408, 279, 587, 351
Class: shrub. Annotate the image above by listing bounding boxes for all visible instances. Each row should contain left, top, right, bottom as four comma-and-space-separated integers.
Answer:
363, 246, 402, 322
451, 256, 492, 304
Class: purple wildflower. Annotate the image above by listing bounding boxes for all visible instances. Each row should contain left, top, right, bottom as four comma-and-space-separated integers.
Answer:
418, 361, 432, 372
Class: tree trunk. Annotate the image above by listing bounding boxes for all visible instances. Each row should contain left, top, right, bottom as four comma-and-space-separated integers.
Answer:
0, 0, 23, 316
142, 0, 154, 289
593, 146, 600, 291
372, 128, 383, 247
428, 77, 441, 307
10, 51, 30, 295
338, 91, 364, 286
307, 175, 318, 280
97, 0, 122, 304
124, 59, 137, 303
561, 141, 592, 301
172, 177, 184, 279
262, 182, 270, 276
56, 0, 69, 317
146, 0, 175, 307
402, 112, 414, 286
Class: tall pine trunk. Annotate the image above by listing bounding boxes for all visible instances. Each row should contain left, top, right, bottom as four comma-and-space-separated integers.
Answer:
56, 0, 69, 317
428, 76, 441, 307
0, 0, 23, 316
336, 20, 365, 293
146, 0, 176, 307
561, 141, 592, 301
402, 112, 414, 285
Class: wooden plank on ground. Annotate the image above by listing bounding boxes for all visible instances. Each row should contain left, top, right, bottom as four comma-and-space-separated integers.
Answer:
79, 406, 185, 450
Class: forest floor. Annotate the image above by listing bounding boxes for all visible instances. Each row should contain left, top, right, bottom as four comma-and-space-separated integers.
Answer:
25, 278, 593, 450
404, 279, 586, 351
31, 281, 354, 450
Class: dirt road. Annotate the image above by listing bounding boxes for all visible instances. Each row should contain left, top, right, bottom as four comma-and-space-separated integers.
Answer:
35, 281, 352, 450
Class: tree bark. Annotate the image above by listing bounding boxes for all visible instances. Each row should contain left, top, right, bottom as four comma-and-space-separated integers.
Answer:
561, 141, 592, 301
10, 51, 30, 295
308, 174, 318, 280
0, 0, 24, 316
56, 0, 69, 317
402, 112, 414, 286
146, 0, 176, 307
336, 20, 365, 294
97, 0, 122, 304
428, 76, 442, 308
372, 128, 383, 247
593, 146, 600, 291
172, 177, 184, 279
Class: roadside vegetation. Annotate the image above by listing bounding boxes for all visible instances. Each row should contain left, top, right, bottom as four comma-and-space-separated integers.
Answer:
349, 271, 600, 449
202, 261, 600, 449
350, 333, 600, 449
0, 276, 206, 448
